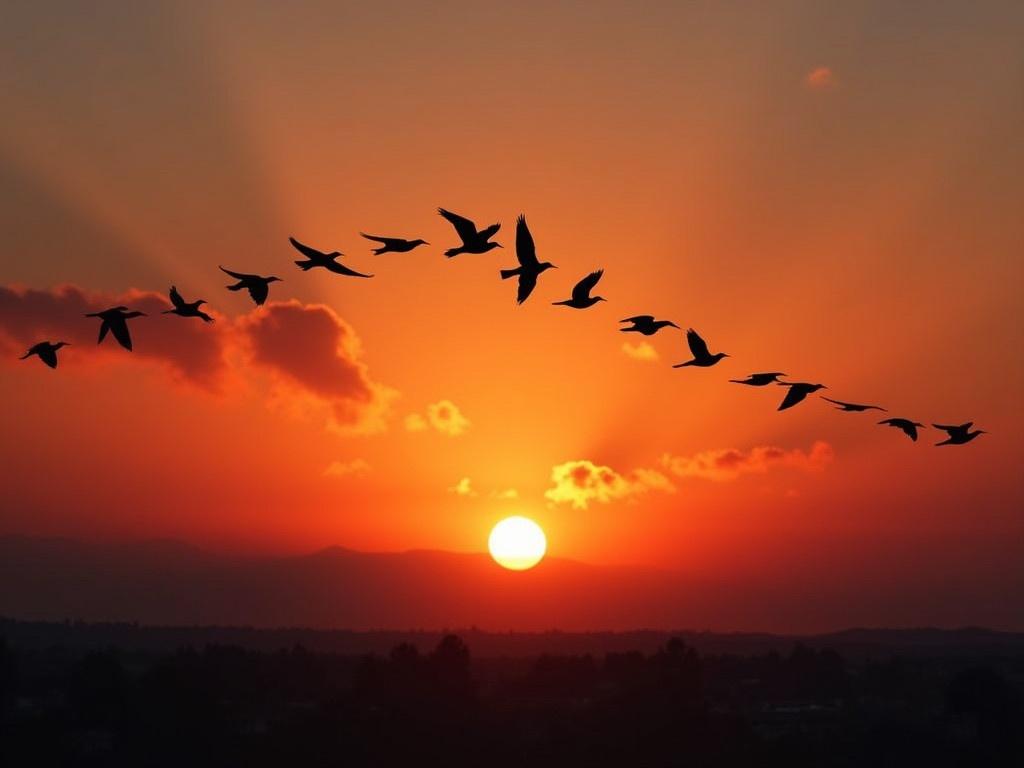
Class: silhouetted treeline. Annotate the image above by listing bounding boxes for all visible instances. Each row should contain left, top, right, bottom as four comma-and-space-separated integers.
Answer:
2, 631, 1022, 766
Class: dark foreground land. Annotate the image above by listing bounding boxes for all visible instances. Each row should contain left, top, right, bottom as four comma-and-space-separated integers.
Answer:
1, 620, 1022, 767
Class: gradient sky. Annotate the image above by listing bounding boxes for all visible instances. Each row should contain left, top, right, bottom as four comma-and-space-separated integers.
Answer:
1, 1, 1022, 628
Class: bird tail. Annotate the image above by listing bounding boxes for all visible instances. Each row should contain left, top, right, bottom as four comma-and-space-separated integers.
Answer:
728, 379, 743, 383
294, 260, 315, 270
672, 361, 694, 369
372, 247, 388, 255
19, 351, 31, 360
444, 247, 462, 258
500, 267, 521, 280
551, 300, 572, 306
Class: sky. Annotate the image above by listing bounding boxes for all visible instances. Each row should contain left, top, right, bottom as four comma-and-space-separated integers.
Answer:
1, 1, 1022, 629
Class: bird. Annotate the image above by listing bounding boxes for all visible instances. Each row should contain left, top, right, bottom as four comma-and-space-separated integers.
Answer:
776, 381, 827, 411
437, 207, 501, 257
85, 306, 146, 351
499, 214, 556, 304
288, 237, 373, 277
219, 266, 282, 306
619, 316, 679, 336
730, 372, 786, 386
933, 422, 986, 446
163, 286, 213, 322
20, 341, 69, 369
822, 397, 886, 413
552, 270, 606, 309
360, 233, 428, 255
672, 329, 728, 368
878, 418, 925, 442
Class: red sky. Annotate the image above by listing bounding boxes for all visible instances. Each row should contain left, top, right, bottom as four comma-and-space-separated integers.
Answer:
1, 1, 1022, 629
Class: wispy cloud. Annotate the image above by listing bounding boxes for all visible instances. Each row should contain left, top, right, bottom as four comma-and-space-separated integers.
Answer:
621, 341, 659, 362
448, 477, 477, 497
804, 66, 837, 90
406, 399, 471, 436
544, 459, 675, 510
661, 441, 834, 482
323, 459, 371, 478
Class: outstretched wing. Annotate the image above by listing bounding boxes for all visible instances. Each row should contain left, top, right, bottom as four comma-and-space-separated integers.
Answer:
821, 396, 850, 408
515, 215, 537, 267
361, 233, 402, 247
169, 285, 186, 310
479, 222, 501, 241
324, 260, 373, 278
219, 265, 255, 281
621, 315, 654, 324
902, 422, 920, 440
516, 272, 538, 304
289, 236, 328, 260
686, 328, 710, 359
248, 282, 269, 306
778, 385, 807, 411
438, 208, 479, 241
572, 269, 603, 302
109, 319, 133, 351
38, 347, 58, 368
933, 422, 970, 432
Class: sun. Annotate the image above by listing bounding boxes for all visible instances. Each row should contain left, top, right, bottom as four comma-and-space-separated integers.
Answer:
488, 516, 547, 571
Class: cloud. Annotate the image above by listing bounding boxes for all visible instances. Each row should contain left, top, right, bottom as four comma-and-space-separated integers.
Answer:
491, 488, 519, 500
0, 283, 229, 388
237, 300, 395, 434
323, 459, 371, 478
448, 477, 477, 497
804, 66, 837, 90
544, 460, 675, 510
406, 399, 471, 437
621, 341, 659, 362
660, 441, 834, 482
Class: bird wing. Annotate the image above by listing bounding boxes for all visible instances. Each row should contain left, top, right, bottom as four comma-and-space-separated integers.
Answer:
38, 347, 58, 368
479, 222, 501, 241
169, 285, 186, 310
516, 271, 538, 304
778, 385, 807, 411
361, 233, 401, 247
437, 208, 478, 241
97, 321, 109, 344
686, 328, 710, 359
572, 270, 603, 302
109, 319, 133, 351
621, 315, 654, 324
903, 423, 919, 440
324, 260, 373, 278
515, 215, 538, 267
289, 236, 327, 260
219, 265, 255, 280
821, 396, 851, 408
248, 282, 269, 305
932, 423, 967, 432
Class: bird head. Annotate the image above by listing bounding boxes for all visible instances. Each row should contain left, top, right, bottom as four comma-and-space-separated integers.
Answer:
539, 262, 557, 273
595, 296, 607, 303
196, 299, 207, 306
413, 239, 429, 246
126, 311, 147, 318
269, 276, 283, 283
55, 342, 70, 349
667, 321, 681, 329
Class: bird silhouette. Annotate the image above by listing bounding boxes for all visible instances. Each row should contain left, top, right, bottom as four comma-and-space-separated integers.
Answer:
879, 418, 925, 441
360, 233, 428, 255
219, 266, 282, 306
822, 397, 886, 413
933, 422, 986, 446
500, 215, 556, 304
672, 329, 728, 368
163, 286, 213, 322
730, 372, 786, 386
288, 237, 373, 277
552, 270, 606, 309
20, 341, 69, 369
619, 316, 679, 336
85, 306, 146, 351
438, 208, 501, 257
776, 381, 827, 411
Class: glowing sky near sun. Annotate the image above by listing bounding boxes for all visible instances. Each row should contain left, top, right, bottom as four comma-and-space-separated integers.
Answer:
0, 1, 1022, 628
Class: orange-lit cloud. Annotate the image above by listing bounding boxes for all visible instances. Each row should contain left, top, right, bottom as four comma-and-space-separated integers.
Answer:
491, 488, 519, 500
545, 460, 675, 510
323, 458, 371, 478
238, 300, 395, 434
660, 441, 834, 482
621, 340, 659, 362
406, 399, 471, 436
448, 477, 477, 497
0, 284, 229, 388
804, 66, 837, 90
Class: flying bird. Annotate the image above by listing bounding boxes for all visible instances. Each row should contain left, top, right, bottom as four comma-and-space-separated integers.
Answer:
163, 286, 213, 322
672, 329, 728, 368
822, 397, 886, 413
619, 316, 679, 336
878, 418, 925, 442
85, 306, 146, 351
219, 266, 282, 306
437, 208, 501, 257
552, 270, 606, 309
288, 237, 373, 277
776, 381, 827, 411
730, 372, 786, 386
360, 233, 428, 255
20, 341, 69, 369
499, 214, 556, 304
933, 422, 986, 446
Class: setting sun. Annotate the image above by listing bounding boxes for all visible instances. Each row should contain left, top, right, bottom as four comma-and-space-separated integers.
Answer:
488, 516, 547, 571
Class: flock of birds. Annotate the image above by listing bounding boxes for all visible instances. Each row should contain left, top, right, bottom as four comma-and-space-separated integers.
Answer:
19, 207, 985, 447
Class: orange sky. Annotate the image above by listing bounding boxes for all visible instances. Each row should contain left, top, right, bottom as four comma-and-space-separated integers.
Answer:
1, 2, 1022, 627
